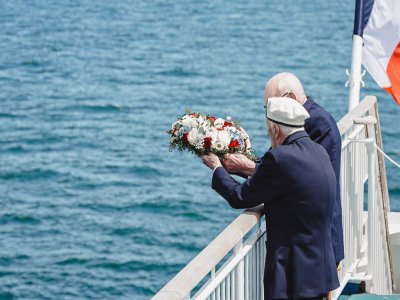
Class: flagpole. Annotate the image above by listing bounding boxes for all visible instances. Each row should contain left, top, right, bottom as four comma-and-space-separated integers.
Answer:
348, 0, 366, 112
348, 34, 364, 112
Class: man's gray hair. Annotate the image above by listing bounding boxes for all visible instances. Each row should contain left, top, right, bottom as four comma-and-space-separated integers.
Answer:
267, 72, 306, 99
268, 119, 304, 137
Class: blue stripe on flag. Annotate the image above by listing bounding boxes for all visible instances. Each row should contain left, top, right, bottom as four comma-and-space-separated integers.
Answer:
353, 0, 375, 36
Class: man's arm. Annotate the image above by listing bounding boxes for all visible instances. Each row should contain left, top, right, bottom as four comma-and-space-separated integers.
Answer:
202, 152, 283, 209
222, 153, 257, 177
305, 114, 335, 153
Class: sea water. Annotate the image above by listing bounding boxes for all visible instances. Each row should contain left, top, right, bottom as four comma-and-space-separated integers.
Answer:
1, 0, 399, 299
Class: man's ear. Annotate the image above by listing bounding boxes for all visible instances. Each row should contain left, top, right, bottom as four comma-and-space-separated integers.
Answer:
287, 91, 297, 101
273, 123, 279, 137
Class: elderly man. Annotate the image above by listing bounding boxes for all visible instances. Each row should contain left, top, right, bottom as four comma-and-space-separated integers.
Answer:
225, 72, 344, 266
201, 97, 339, 299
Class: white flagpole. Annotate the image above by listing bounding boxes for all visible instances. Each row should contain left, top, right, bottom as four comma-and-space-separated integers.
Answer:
348, 0, 367, 112
347, 34, 364, 112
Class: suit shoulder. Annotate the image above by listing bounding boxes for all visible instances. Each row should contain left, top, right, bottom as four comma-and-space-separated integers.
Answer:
308, 102, 337, 123
261, 150, 280, 165
307, 103, 340, 135
264, 143, 297, 165
308, 103, 331, 123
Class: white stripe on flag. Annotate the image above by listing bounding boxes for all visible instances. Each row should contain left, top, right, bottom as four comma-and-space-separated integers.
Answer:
362, 0, 400, 88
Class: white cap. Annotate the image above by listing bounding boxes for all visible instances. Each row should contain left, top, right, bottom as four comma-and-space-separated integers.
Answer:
266, 97, 310, 127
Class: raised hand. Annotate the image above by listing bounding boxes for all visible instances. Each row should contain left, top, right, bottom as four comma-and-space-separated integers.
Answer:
222, 153, 256, 177
200, 153, 222, 170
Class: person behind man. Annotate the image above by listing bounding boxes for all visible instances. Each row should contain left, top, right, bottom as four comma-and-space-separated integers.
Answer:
224, 72, 344, 266
201, 97, 339, 299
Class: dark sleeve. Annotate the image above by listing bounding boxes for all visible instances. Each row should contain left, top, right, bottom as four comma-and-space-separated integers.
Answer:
305, 114, 334, 154
229, 172, 248, 179
212, 152, 284, 209
315, 128, 334, 153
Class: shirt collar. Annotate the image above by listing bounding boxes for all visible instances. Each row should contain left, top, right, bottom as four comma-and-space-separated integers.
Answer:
302, 96, 314, 111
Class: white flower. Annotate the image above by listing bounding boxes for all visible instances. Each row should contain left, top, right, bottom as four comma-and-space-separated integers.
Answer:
245, 139, 251, 149
213, 141, 226, 152
181, 115, 198, 128
226, 116, 232, 121
214, 118, 225, 129
197, 116, 205, 125
202, 120, 212, 129
205, 127, 218, 140
211, 130, 230, 151
188, 128, 201, 146
217, 130, 231, 145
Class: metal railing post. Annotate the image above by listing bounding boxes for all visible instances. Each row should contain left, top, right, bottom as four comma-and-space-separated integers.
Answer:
211, 267, 216, 300
234, 240, 244, 300
366, 138, 376, 291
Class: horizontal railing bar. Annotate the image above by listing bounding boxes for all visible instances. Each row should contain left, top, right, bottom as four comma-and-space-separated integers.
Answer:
194, 224, 266, 299
337, 95, 376, 136
152, 205, 264, 300
341, 124, 365, 150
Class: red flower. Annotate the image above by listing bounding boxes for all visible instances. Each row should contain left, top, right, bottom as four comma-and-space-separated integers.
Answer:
207, 116, 216, 122
223, 121, 232, 127
229, 139, 239, 149
182, 133, 189, 144
203, 137, 212, 149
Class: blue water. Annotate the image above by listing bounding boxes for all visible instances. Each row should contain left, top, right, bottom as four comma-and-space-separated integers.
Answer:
1, 0, 399, 299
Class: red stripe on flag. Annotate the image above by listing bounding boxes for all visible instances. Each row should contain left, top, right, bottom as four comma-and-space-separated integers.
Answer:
385, 42, 400, 105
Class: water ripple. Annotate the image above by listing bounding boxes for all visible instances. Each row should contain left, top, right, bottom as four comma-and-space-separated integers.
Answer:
0, 213, 41, 225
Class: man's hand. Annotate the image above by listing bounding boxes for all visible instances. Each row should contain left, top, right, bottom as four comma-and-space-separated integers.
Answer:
200, 153, 222, 170
222, 153, 256, 177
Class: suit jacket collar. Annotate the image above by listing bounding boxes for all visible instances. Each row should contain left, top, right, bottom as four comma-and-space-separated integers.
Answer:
282, 130, 309, 145
303, 96, 315, 111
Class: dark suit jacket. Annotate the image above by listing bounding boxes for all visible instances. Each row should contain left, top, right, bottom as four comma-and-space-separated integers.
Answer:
303, 96, 344, 263
212, 131, 340, 299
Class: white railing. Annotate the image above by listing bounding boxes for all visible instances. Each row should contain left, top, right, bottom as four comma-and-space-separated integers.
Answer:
153, 206, 266, 300
333, 95, 393, 297
153, 96, 394, 300
194, 223, 266, 300
334, 107, 369, 295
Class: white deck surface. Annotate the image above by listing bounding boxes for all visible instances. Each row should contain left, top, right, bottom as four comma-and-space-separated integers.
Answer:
388, 212, 400, 293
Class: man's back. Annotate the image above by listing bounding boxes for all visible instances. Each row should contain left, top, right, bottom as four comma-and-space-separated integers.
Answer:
303, 96, 344, 263
212, 131, 340, 299
263, 131, 339, 299
265, 133, 335, 243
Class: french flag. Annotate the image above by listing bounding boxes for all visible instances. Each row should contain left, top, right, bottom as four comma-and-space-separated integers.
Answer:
354, 0, 400, 105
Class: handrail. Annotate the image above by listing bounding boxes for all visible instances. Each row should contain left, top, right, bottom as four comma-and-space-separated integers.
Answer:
152, 205, 264, 299
337, 95, 377, 135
